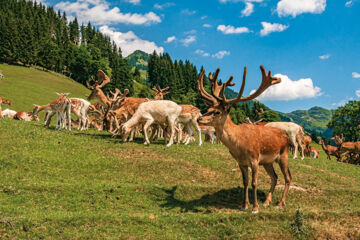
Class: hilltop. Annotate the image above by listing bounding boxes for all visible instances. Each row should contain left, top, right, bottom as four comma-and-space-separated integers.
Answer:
278, 106, 333, 138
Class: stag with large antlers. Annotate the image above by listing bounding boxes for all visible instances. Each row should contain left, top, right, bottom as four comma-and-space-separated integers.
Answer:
152, 86, 170, 100
197, 65, 291, 213
86, 70, 112, 108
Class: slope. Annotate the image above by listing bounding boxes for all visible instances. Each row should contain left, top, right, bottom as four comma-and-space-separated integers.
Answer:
0, 64, 90, 112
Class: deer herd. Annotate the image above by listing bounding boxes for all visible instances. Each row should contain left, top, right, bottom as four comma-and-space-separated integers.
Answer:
0, 66, 358, 213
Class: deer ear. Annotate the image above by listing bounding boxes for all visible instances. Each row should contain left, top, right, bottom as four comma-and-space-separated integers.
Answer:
33, 104, 38, 107
64, 93, 70, 96
56, 92, 60, 96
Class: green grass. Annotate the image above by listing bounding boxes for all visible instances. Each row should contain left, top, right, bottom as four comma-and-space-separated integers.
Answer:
0, 64, 90, 112
1, 119, 360, 239
1, 65, 360, 239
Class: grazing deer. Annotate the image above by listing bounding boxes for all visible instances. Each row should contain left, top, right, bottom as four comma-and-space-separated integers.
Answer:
303, 135, 312, 157
122, 100, 181, 147
200, 125, 216, 144
265, 122, 305, 160
177, 105, 203, 146
197, 65, 291, 213
319, 139, 340, 160
33, 93, 71, 130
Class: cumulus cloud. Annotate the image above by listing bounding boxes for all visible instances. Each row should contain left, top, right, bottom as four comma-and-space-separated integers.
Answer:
332, 97, 354, 107
260, 22, 288, 36
181, 35, 196, 46
212, 50, 230, 59
276, 0, 326, 17
319, 54, 330, 60
99, 25, 163, 57
352, 72, 360, 78
241, 2, 254, 16
195, 49, 210, 57
251, 73, 322, 100
201, 15, 207, 20
202, 23, 212, 28
165, 36, 176, 43
217, 24, 250, 34
345, 0, 353, 7
124, 0, 140, 5
55, 0, 161, 25
154, 2, 175, 10
219, 0, 263, 3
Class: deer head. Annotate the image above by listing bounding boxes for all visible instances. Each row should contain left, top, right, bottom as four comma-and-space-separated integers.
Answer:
86, 70, 111, 101
152, 86, 170, 100
332, 134, 345, 146
197, 65, 281, 126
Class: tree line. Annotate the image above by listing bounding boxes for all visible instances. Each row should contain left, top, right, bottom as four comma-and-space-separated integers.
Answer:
0, 0, 133, 93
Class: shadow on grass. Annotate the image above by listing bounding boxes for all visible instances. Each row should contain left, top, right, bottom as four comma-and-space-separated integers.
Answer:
159, 186, 267, 212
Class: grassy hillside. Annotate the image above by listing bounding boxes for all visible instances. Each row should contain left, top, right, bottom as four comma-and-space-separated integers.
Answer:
278, 107, 333, 138
126, 50, 149, 71
0, 64, 90, 112
1, 118, 360, 239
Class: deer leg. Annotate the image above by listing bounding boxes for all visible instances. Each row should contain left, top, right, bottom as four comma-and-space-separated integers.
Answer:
184, 124, 193, 145
251, 163, 259, 213
239, 166, 249, 211
143, 120, 153, 145
292, 136, 298, 159
192, 119, 202, 146
45, 111, 55, 127
297, 134, 304, 160
166, 117, 176, 147
263, 164, 278, 207
277, 155, 292, 208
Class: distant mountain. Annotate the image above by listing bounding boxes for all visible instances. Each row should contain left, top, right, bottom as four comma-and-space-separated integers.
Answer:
126, 50, 149, 70
278, 106, 334, 138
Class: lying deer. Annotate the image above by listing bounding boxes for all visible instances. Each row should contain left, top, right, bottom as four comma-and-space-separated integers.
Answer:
197, 65, 291, 213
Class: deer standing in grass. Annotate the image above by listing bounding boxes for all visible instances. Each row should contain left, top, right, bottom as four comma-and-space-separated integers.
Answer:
319, 139, 340, 160
197, 65, 291, 213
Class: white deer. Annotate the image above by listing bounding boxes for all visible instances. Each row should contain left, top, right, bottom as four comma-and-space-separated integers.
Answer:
121, 100, 181, 147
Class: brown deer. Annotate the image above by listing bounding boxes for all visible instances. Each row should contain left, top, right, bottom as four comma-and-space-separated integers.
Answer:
332, 134, 360, 154
303, 135, 312, 157
319, 139, 340, 160
86, 70, 112, 108
152, 86, 170, 100
197, 65, 291, 213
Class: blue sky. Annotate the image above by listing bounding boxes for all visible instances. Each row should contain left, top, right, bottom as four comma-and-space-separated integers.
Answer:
43, 0, 360, 113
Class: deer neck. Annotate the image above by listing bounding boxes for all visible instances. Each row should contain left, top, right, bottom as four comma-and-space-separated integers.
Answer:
38, 104, 53, 112
96, 90, 111, 107
213, 115, 239, 149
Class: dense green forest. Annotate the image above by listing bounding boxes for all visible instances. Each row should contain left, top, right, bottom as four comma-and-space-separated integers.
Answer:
0, 0, 133, 93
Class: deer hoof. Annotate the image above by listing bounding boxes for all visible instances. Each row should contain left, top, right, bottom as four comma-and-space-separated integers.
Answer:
252, 209, 259, 214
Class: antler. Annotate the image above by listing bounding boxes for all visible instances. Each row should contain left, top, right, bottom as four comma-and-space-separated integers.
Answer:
197, 69, 218, 106
97, 70, 111, 88
152, 86, 159, 93
110, 88, 122, 101
113, 89, 130, 107
198, 65, 281, 106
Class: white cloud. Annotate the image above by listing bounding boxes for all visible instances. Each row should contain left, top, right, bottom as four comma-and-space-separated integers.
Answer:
319, 54, 330, 60
165, 36, 176, 43
154, 2, 175, 10
185, 30, 197, 35
195, 49, 210, 57
252, 73, 322, 100
241, 2, 254, 17
181, 35, 196, 46
55, 0, 161, 25
99, 25, 164, 57
260, 22, 288, 36
356, 90, 360, 97
212, 50, 230, 59
345, 0, 353, 7
124, 0, 140, 5
181, 9, 196, 15
202, 23, 212, 28
276, 0, 326, 17
217, 24, 250, 34
201, 15, 207, 20
332, 97, 354, 107
352, 72, 360, 78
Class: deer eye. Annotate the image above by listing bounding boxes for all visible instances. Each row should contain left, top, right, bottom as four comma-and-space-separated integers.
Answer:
215, 111, 221, 115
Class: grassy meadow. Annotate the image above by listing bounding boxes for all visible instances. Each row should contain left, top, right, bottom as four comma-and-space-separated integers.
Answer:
1, 65, 360, 239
